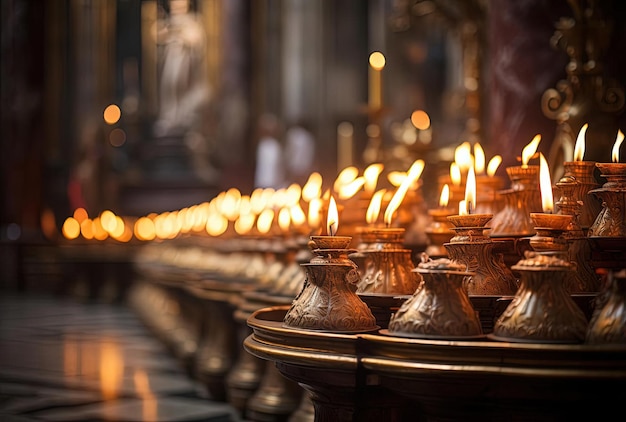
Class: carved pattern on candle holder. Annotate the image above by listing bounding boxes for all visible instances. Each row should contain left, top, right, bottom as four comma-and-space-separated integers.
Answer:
587, 190, 626, 237
492, 254, 588, 343
562, 161, 602, 230
283, 264, 377, 332
445, 242, 517, 296
388, 259, 482, 338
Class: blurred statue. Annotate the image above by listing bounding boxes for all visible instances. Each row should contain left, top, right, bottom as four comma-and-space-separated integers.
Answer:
154, 0, 211, 137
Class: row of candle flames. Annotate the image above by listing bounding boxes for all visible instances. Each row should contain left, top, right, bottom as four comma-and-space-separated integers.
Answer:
60, 124, 625, 246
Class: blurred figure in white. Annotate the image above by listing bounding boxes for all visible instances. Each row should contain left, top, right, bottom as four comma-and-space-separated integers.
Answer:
284, 120, 315, 185
254, 114, 285, 189
154, 0, 210, 137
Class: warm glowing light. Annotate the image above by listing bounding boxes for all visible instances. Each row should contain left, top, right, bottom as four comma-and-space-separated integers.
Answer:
99, 339, 123, 400
239, 196, 252, 216
100, 210, 117, 233
290, 204, 307, 227
80, 218, 94, 240
387, 171, 405, 187
251, 188, 270, 214
302, 172, 323, 202
73, 207, 88, 223
221, 188, 242, 221
333, 166, 359, 193
206, 212, 228, 236
384, 160, 425, 226
62, 217, 80, 240
454, 142, 473, 173
522, 134, 541, 167
256, 209, 274, 234
474, 143, 485, 174
327, 196, 339, 236
271, 188, 288, 209
110, 216, 125, 238
450, 162, 462, 186
307, 198, 322, 229
366, 189, 386, 225
92, 217, 108, 240
103, 104, 121, 125
363, 163, 384, 193
612, 130, 624, 163
439, 184, 450, 208
338, 177, 365, 199
234, 213, 255, 235
486, 155, 502, 177
539, 153, 554, 213
411, 110, 430, 130
464, 167, 476, 214
286, 183, 302, 206
369, 51, 386, 70
574, 123, 588, 161
459, 200, 467, 216
134, 217, 156, 241
278, 207, 291, 232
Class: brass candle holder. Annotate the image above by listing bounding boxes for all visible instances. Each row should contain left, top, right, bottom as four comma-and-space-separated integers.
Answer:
562, 160, 602, 231
554, 175, 601, 293
489, 165, 542, 237
444, 214, 517, 296
475, 175, 505, 215
586, 162, 626, 344
387, 256, 482, 339
491, 213, 588, 343
282, 236, 378, 333
424, 208, 455, 258
356, 227, 421, 296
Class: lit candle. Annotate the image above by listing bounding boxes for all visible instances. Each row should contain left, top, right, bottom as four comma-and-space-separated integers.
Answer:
459, 200, 467, 216
573, 123, 588, 161
439, 184, 450, 209
369, 52, 385, 109
383, 160, 424, 226
474, 143, 485, 175
366, 188, 386, 226
612, 129, 624, 163
363, 163, 384, 194
539, 152, 554, 213
486, 155, 502, 177
464, 166, 477, 214
521, 134, 541, 168
327, 195, 339, 236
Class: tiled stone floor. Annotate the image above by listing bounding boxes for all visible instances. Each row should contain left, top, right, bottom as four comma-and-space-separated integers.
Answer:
0, 291, 241, 421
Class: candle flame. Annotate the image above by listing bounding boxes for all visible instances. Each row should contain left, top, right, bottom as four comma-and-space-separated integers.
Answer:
387, 171, 405, 187
302, 172, 323, 202
256, 209, 274, 234
474, 143, 485, 174
464, 166, 476, 214
235, 213, 255, 235
612, 130, 624, 163
454, 141, 473, 173
459, 200, 467, 216
369, 51, 386, 71
338, 177, 365, 199
333, 166, 359, 193
450, 162, 462, 186
383, 159, 424, 226
62, 217, 80, 240
366, 189, 386, 225
363, 163, 384, 193
290, 204, 307, 227
285, 183, 302, 206
522, 134, 541, 167
574, 123, 588, 161
278, 207, 291, 232
307, 198, 322, 229
539, 153, 554, 213
486, 155, 502, 177
327, 196, 339, 236
439, 184, 450, 208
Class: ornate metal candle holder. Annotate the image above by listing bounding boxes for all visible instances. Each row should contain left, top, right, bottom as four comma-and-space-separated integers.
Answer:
282, 236, 378, 333
555, 175, 601, 293
356, 228, 421, 296
424, 208, 455, 258
586, 163, 626, 344
387, 256, 482, 339
491, 213, 588, 343
489, 166, 542, 237
475, 175, 505, 215
445, 214, 517, 296
588, 163, 626, 237
562, 160, 602, 231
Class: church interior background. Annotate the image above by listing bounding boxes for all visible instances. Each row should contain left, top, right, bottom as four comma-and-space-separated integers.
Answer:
2, 1, 626, 421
